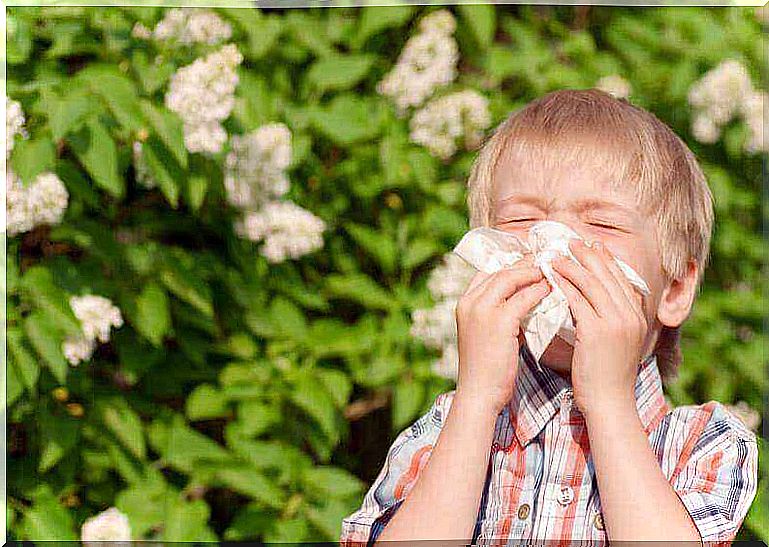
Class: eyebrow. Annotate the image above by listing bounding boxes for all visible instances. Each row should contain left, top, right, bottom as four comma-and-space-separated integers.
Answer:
495, 194, 637, 215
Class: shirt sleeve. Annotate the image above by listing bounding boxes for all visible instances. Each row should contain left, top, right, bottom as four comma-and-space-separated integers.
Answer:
670, 401, 759, 546
339, 390, 455, 546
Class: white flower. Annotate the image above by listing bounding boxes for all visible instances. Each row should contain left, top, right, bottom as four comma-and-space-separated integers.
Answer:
426, 252, 476, 301
740, 90, 766, 154
595, 74, 632, 100
724, 401, 760, 433
224, 123, 292, 210
376, 10, 459, 114
63, 295, 124, 365
152, 8, 232, 46
234, 200, 326, 263
131, 22, 152, 40
410, 250, 477, 382
691, 114, 721, 144
6, 96, 27, 159
62, 335, 96, 367
419, 9, 457, 35
81, 507, 132, 545
431, 342, 459, 381
688, 59, 766, 154
164, 44, 243, 154
409, 90, 491, 159
688, 59, 753, 126
410, 298, 459, 350
5, 169, 68, 237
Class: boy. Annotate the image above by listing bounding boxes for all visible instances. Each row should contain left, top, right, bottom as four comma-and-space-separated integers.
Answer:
340, 89, 758, 546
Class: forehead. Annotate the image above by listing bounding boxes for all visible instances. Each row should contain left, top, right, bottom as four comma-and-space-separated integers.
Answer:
492, 138, 641, 209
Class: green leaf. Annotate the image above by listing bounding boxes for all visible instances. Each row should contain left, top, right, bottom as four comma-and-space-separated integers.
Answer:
402, 237, 440, 270
184, 173, 208, 213
215, 466, 287, 508
148, 413, 234, 474
306, 54, 375, 95
270, 296, 307, 341
10, 137, 56, 185
139, 99, 187, 168
38, 405, 81, 472
459, 4, 497, 49
221, 8, 282, 59
162, 497, 218, 542
236, 400, 281, 437
301, 466, 364, 499
48, 88, 92, 141
310, 95, 386, 146
290, 371, 340, 444
132, 49, 175, 95
160, 257, 214, 319
355, 6, 414, 47
344, 222, 397, 274
305, 318, 377, 358
306, 498, 355, 540
135, 282, 171, 347
8, 328, 40, 393
186, 384, 229, 421
141, 135, 182, 208
392, 377, 426, 430
67, 115, 124, 198
324, 273, 395, 310
79, 65, 146, 133
19, 266, 81, 336
24, 311, 68, 384
7, 355, 23, 407
20, 485, 77, 540
98, 398, 147, 461
316, 368, 352, 409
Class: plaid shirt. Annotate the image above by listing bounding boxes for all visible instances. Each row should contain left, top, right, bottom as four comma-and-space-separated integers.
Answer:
340, 345, 758, 546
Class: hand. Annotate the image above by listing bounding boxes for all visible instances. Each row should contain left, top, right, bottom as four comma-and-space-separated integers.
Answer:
455, 255, 551, 415
550, 239, 650, 419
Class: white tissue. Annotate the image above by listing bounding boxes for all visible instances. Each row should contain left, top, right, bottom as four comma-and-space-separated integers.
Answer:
452, 220, 650, 366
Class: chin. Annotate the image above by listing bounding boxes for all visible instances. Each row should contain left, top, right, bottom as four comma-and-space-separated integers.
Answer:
538, 336, 574, 377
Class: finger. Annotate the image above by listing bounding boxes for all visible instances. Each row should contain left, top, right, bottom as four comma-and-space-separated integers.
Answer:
549, 252, 609, 317
464, 270, 492, 295
596, 243, 646, 318
567, 239, 628, 313
551, 269, 596, 324
501, 278, 551, 322
477, 264, 544, 306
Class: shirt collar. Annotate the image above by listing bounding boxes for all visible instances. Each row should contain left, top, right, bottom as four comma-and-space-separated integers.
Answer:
506, 344, 670, 448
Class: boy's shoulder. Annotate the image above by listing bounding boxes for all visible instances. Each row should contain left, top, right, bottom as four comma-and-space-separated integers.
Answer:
664, 399, 758, 445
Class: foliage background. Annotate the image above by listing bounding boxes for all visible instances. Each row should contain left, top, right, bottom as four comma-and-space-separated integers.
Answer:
5, 4, 767, 542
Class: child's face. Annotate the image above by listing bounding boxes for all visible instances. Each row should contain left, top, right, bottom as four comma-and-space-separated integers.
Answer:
492, 152, 683, 377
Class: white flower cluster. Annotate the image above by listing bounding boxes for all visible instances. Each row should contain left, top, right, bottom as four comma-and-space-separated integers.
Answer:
409, 90, 492, 160
164, 43, 243, 155
131, 141, 157, 189
595, 74, 632, 100
688, 59, 767, 154
224, 123, 292, 209
133, 8, 232, 46
410, 252, 476, 380
376, 9, 459, 115
234, 200, 326, 264
5, 97, 69, 237
62, 295, 124, 366
81, 507, 132, 546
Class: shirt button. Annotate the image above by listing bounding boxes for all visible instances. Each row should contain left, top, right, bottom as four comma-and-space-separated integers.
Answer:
557, 485, 574, 506
593, 512, 605, 531
517, 503, 530, 520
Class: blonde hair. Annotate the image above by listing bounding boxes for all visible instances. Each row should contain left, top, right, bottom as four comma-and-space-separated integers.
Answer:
466, 89, 714, 382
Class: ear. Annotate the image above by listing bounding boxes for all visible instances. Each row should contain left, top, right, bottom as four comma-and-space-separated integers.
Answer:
657, 259, 699, 328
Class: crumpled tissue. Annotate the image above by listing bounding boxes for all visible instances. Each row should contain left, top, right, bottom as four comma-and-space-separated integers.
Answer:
452, 220, 650, 367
